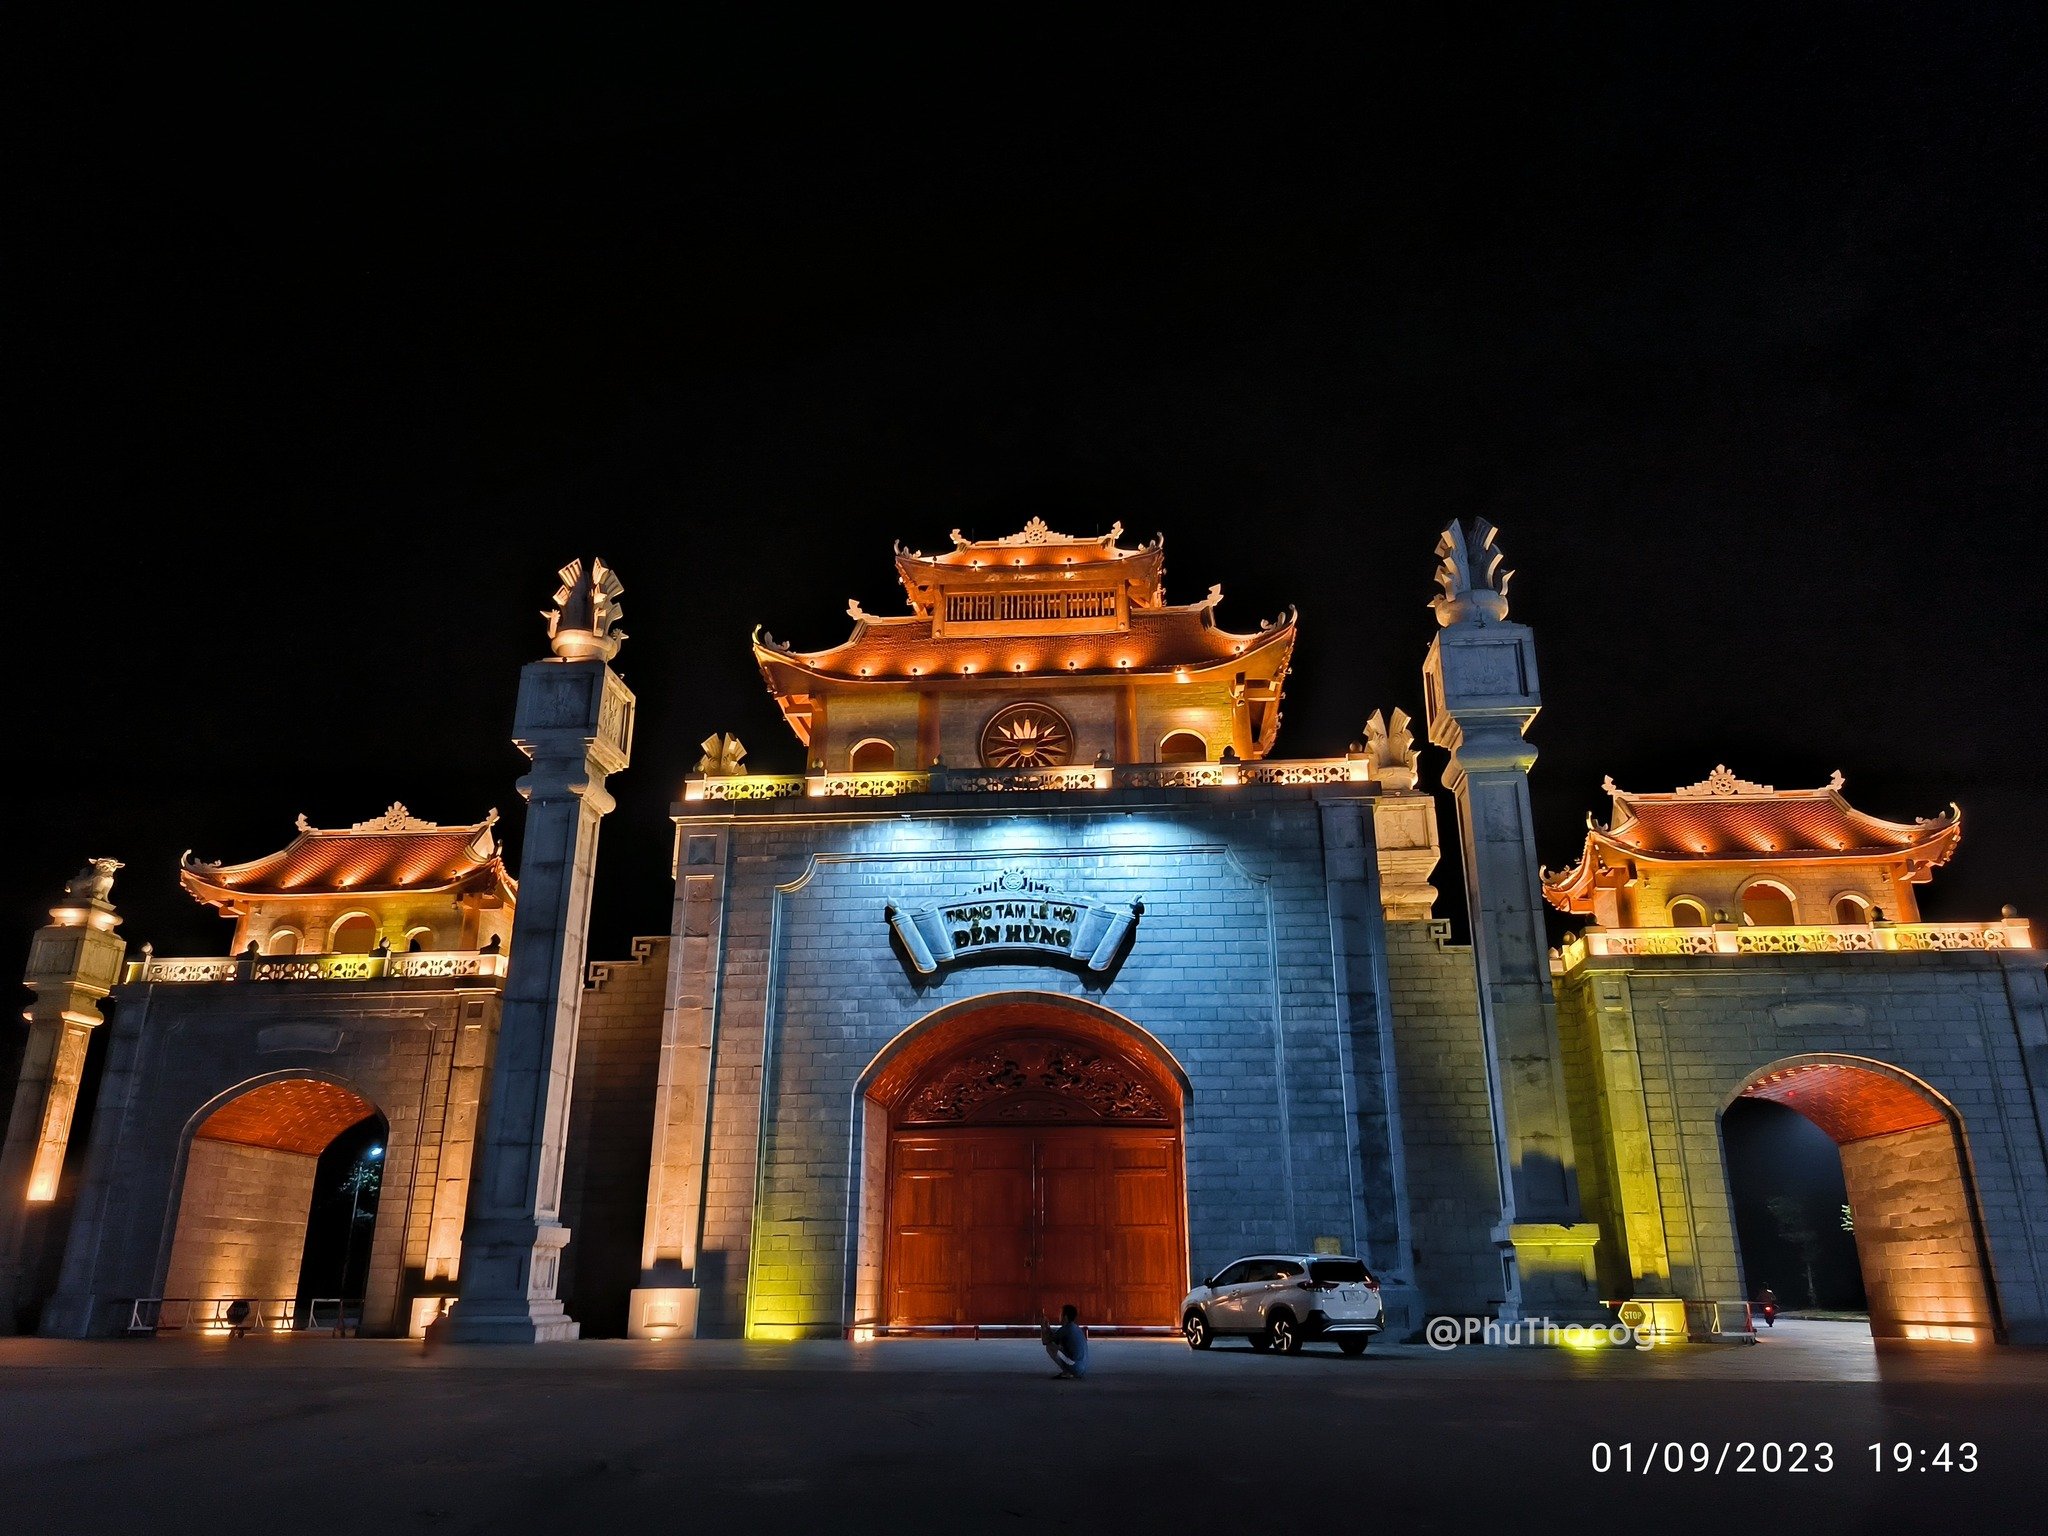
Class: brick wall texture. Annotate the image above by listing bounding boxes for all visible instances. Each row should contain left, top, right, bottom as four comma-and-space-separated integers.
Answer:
1840, 1122, 1996, 1337
160, 1139, 317, 1303
559, 939, 665, 1336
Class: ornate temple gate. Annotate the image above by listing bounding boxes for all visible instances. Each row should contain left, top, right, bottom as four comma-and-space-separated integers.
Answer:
876, 1017, 1185, 1330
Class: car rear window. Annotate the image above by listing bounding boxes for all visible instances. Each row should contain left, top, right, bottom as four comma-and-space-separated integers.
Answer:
1310, 1259, 1370, 1284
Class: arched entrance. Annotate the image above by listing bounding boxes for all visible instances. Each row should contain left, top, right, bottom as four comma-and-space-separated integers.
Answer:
863, 998, 1187, 1330
1723, 1057, 1998, 1342
162, 1076, 384, 1331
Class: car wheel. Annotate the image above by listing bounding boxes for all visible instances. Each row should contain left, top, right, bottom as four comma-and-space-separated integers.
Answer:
1183, 1310, 1212, 1350
1338, 1336, 1369, 1357
1268, 1312, 1302, 1355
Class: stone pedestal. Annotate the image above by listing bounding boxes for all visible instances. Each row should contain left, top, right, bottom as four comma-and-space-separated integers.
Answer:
1423, 523, 1600, 1321
0, 866, 125, 1334
451, 608, 634, 1343
626, 1285, 701, 1339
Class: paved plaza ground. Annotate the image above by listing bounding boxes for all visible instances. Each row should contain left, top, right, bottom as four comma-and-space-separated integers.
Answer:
2, 1321, 2041, 1534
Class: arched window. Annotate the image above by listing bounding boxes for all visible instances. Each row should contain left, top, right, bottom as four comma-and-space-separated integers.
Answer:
264, 929, 301, 956
1739, 882, 1797, 927
849, 738, 897, 772
1157, 731, 1208, 764
1668, 898, 1709, 928
330, 914, 379, 954
1833, 894, 1872, 925
405, 926, 435, 952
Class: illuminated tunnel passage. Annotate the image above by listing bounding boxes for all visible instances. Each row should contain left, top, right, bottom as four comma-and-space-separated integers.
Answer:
163, 1078, 385, 1328
1727, 1061, 1997, 1342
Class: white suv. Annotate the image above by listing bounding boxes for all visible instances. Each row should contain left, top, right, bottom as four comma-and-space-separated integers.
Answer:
1180, 1254, 1384, 1355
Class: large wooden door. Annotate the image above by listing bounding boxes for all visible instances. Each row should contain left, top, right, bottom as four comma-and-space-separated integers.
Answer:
885, 1127, 1183, 1327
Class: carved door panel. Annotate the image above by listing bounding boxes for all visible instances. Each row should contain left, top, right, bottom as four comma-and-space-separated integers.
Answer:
1104, 1133, 1182, 1326
886, 1128, 1183, 1328
886, 1136, 963, 1325
1033, 1135, 1107, 1324
961, 1133, 1034, 1325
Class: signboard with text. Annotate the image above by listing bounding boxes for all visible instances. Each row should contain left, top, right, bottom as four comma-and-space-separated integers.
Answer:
886, 869, 1142, 976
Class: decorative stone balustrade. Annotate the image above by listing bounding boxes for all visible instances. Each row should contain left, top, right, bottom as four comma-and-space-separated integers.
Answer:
683, 756, 1377, 803
123, 950, 509, 985
1556, 917, 2033, 972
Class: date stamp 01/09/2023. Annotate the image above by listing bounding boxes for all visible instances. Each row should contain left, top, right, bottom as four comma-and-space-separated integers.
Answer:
1589, 1443, 1980, 1475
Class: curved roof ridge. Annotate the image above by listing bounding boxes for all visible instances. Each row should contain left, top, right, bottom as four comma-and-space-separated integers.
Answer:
180, 809, 514, 907
752, 600, 1297, 682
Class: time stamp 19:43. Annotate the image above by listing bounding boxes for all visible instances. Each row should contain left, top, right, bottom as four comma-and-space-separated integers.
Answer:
1590, 1443, 1979, 1474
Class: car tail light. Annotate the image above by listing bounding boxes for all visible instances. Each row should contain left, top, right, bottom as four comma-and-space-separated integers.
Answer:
1364, 1275, 1380, 1292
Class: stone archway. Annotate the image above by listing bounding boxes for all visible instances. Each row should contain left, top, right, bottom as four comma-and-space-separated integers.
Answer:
161, 1076, 383, 1331
854, 995, 1188, 1332
1725, 1056, 1999, 1341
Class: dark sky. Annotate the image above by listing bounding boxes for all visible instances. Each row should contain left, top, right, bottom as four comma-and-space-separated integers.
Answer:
12, 9, 2044, 966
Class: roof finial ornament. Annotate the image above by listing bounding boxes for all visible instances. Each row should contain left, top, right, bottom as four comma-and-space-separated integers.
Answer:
544, 557, 626, 663
697, 733, 747, 776
350, 803, 442, 833
1430, 518, 1513, 627
1675, 765, 1775, 797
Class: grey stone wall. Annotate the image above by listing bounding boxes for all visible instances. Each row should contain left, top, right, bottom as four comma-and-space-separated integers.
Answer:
682, 783, 1414, 1337
1383, 920, 1506, 1317
559, 938, 666, 1336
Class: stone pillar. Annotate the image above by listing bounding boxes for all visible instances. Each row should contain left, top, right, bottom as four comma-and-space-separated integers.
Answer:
0, 861, 127, 1333
1421, 521, 1601, 1320
451, 560, 634, 1343
628, 825, 729, 1338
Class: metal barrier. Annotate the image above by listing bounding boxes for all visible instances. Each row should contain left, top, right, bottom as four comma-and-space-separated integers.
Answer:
125, 1296, 362, 1336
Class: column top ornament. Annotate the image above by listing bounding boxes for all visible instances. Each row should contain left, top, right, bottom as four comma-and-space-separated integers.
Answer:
1361, 708, 1420, 790
697, 732, 748, 776
62, 857, 123, 906
544, 557, 627, 663
1430, 518, 1513, 627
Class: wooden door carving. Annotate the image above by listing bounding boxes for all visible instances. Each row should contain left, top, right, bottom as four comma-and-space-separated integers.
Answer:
881, 1025, 1183, 1328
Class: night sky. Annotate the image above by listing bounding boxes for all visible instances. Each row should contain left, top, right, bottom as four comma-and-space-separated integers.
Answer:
13, 10, 2044, 968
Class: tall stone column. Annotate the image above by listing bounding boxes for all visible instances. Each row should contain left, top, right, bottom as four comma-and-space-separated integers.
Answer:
1421, 521, 1601, 1320
451, 560, 634, 1343
0, 861, 126, 1333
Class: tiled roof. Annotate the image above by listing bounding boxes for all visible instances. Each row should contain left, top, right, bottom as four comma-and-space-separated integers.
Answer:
181, 806, 514, 906
1601, 795, 1956, 858
755, 603, 1295, 685
893, 522, 1168, 608
1542, 770, 1961, 912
